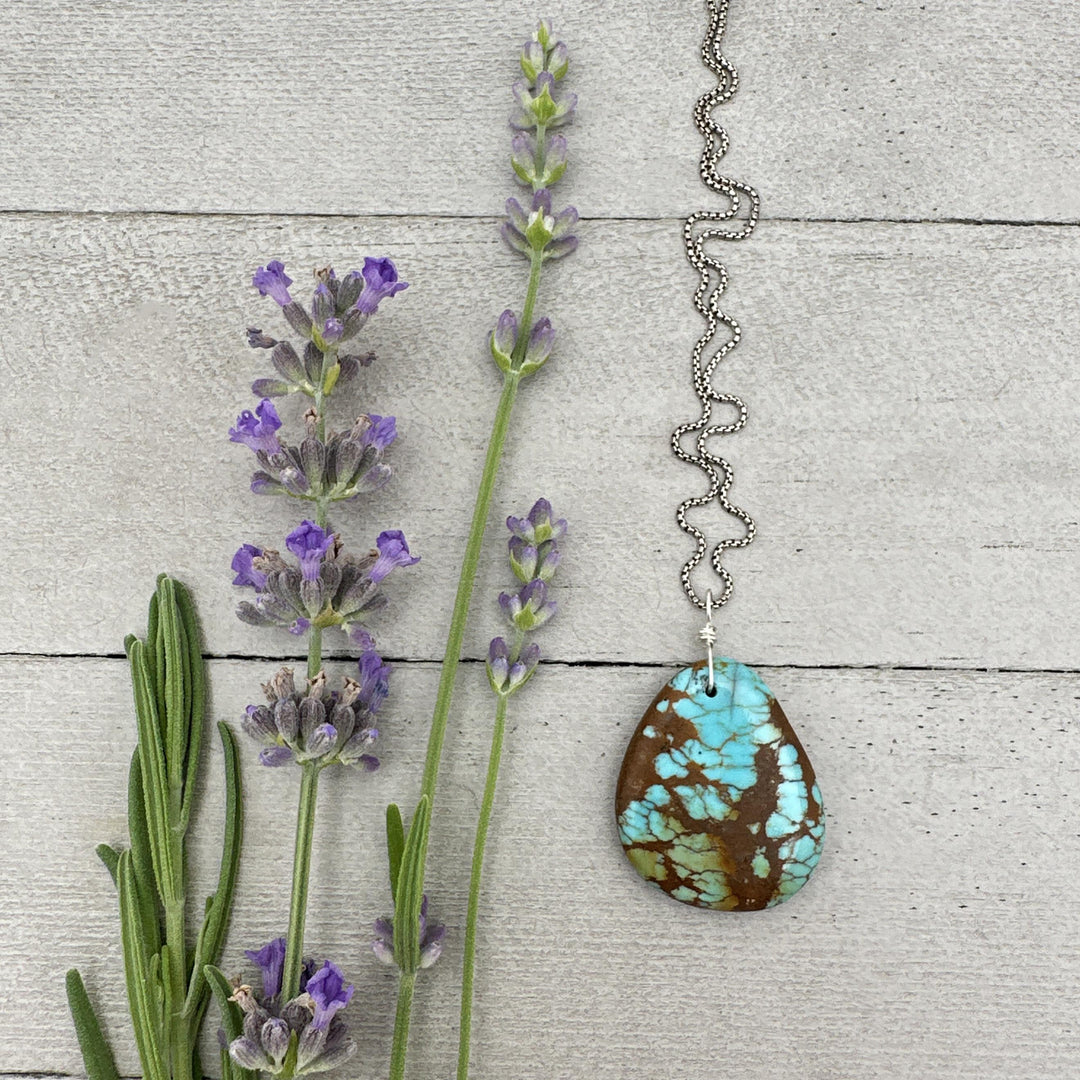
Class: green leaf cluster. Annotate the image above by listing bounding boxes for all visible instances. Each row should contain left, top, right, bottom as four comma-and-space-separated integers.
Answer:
67, 575, 244, 1080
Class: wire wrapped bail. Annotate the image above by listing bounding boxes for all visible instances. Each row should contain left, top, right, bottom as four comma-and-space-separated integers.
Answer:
699, 590, 718, 692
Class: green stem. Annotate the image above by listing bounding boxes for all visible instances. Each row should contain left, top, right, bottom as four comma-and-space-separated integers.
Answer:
394, 234, 544, 1080
387, 973, 416, 1080
164, 896, 192, 1080
417, 369, 521, 802
281, 763, 320, 1003
456, 690, 510, 1080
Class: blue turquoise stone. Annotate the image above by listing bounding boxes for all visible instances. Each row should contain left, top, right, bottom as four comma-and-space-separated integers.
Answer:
616, 659, 824, 911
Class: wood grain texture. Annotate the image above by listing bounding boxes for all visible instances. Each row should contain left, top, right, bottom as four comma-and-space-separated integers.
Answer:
6, 657, 1079, 1080
0, 1, 1076, 222
2, 214, 1079, 667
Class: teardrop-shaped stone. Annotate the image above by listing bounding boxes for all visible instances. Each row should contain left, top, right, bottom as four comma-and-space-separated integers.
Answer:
616, 658, 824, 911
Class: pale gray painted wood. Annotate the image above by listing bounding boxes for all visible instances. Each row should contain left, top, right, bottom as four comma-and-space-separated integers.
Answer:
0, 2, 1076, 222
5, 657, 1079, 1079
3, 215, 1079, 667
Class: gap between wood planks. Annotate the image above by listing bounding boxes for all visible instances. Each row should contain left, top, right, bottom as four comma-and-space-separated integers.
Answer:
0, 208, 1077, 229
3, 652, 1079, 676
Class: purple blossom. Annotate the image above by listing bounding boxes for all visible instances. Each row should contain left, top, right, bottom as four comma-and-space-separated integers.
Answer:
499, 578, 557, 630
285, 521, 334, 582
289, 616, 311, 636
491, 309, 518, 366
369, 530, 420, 583
260, 746, 295, 767
371, 895, 445, 971
360, 414, 397, 452
229, 399, 283, 455
355, 257, 409, 315
507, 498, 567, 545
356, 650, 391, 713
232, 544, 267, 589
305, 961, 354, 1030
252, 261, 293, 307
522, 316, 555, 370
245, 937, 287, 999
322, 317, 344, 343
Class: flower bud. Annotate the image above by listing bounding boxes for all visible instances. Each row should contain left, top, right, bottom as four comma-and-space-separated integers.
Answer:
520, 317, 555, 375
490, 309, 518, 372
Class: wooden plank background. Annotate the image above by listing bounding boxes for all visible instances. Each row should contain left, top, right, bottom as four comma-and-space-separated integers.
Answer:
2, 2, 1077, 1078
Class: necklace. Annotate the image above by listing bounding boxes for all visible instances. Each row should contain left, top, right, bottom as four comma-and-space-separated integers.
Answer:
615, 0, 825, 911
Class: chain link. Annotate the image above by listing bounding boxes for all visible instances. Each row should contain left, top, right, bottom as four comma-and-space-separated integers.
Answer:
673, 0, 760, 611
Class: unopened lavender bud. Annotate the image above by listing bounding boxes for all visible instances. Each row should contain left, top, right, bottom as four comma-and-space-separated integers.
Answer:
372, 918, 395, 966
546, 40, 569, 79
419, 924, 446, 969
303, 342, 324, 383
486, 637, 511, 693
501, 219, 531, 257
261, 1018, 291, 1067
337, 269, 364, 311
252, 378, 292, 397
535, 539, 561, 580
282, 300, 313, 337
300, 697, 326, 745
296, 1026, 327, 1071
490, 309, 518, 371
321, 318, 343, 345
510, 132, 537, 186
230, 1037, 269, 1072
520, 39, 545, 82
275, 698, 300, 742
508, 537, 538, 582
534, 17, 555, 49
520, 316, 555, 374
507, 642, 541, 692
243, 704, 279, 745
306, 723, 337, 759
508, 498, 568, 544
540, 134, 568, 186
312, 283, 335, 325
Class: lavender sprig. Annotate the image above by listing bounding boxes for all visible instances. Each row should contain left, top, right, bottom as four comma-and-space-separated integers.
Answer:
458, 500, 566, 1080
386, 22, 579, 1080
208, 939, 357, 1077
230, 260, 415, 1019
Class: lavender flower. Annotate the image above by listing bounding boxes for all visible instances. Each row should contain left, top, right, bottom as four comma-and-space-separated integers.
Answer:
305, 962, 355, 1030
369, 530, 421, 584
372, 895, 446, 971
245, 937, 287, 999
252, 261, 293, 307
228, 946, 356, 1076
486, 499, 567, 697
232, 543, 268, 589
240, 663, 383, 770
240, 412, 397, 503
355, 257, 409, 315
486, 637, 541, 695
506, 498, 567, 545
499, 578, 557, 631
229, 399, 283, 455
232, 522, 417, 647
286, 520, 335, 582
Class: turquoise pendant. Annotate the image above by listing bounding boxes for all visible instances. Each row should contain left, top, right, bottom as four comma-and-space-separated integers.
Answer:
616, 658, 824, 910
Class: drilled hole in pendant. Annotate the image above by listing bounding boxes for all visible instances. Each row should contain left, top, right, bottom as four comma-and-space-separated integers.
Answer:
704, 683, 718, 698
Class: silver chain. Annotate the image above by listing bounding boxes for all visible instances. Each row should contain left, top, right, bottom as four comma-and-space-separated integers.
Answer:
673, 0, 760, 611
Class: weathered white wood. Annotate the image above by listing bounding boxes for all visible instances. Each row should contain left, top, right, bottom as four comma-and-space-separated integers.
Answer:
3, 214, 1079, 667
0, 2, 1076, 222
5, 657, 1079, 1078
